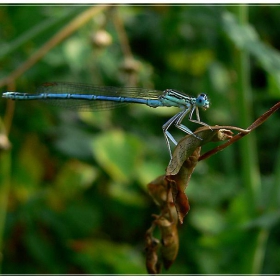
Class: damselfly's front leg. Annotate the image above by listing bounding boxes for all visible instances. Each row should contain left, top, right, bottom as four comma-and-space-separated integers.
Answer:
162, 107, 202, 158
187, 107, 212, 129
162, 111, 183, 158
173, 107, 203, 141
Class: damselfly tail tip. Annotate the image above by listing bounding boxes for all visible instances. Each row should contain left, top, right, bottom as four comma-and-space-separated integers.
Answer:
2, 92, 18, 99
2, 92, 11, 98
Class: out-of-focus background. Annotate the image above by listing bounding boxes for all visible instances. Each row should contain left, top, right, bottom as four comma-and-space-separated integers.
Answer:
1, 4, 280, 274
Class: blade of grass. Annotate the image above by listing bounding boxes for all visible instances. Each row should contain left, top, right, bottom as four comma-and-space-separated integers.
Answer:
234, 5, 261, 211
233, 5, 263, 274
0, 130, 11, 273
270, 141, 280, 209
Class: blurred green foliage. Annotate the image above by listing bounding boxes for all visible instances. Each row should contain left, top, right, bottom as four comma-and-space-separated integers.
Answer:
0, 5, 280, 274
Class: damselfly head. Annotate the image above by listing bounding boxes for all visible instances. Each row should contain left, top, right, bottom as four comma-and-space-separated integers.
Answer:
196, 93, 209, 110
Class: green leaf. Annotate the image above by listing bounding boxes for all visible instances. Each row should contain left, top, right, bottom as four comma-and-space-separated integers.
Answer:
91, 130, 143, 183
106, 181, 147, 206
189, 207, 226, 234
241, 210, 280, 230
222, 11, 280, 95
24, 227, 63, 273
73, 239, 145, 274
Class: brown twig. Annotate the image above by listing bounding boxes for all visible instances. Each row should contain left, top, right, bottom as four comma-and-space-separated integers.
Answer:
0, 5, 109, 88
3, 83, 16, 136
113, 8, 133, 60
112, 8, 140, 86
199, 101, 280, 161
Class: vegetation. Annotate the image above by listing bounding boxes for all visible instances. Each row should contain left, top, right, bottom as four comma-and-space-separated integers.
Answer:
1, 5, 280, 274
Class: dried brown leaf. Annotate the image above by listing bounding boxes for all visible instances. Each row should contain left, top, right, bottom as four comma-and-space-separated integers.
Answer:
167, 127, 234, 176
155, 216, 179, 270
145, 232, 161, 274
166, 147, 201, 223
147, 175, 172, 208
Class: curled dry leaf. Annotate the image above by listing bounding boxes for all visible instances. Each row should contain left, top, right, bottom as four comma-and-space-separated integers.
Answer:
145, 126, 245, 273
167, 127, 234, 176
166, 147, 201, 223
147, 175, 178, 222
146, 176, 179, 273
166, 128, 233, 223
145, 103, 280, 272
145, 231, 161, 274
155, 216, 179, 270
147, 175, 172, 208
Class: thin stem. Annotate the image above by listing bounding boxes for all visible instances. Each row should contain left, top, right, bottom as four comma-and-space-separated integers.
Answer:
3, 82, 16, 136
113, 8, 133, 59
268, 139, 280, 211
252, 229, 269, 274
234, 5, 264, 274
234, 5, 261, 211
0, 133, 11, 273
199, 101, 280, 161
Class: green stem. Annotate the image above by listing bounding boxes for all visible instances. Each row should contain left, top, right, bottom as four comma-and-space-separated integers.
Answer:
233, 5, 264, 274
0, 146, 11, 274
252, 229, 269, 274
271, 141, 280, 209
234, 5, 261, 213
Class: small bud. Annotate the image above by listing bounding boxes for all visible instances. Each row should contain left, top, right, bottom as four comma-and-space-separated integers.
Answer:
91, 30, 112, 48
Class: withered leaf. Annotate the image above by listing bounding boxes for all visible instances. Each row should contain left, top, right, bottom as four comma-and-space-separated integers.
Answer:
167, 127, 233, 176
155, 216, 179, 270
147, 175, 172, 208
145, 232, 161, 274
166, 147, 201, 223
166, 128, 233, 223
